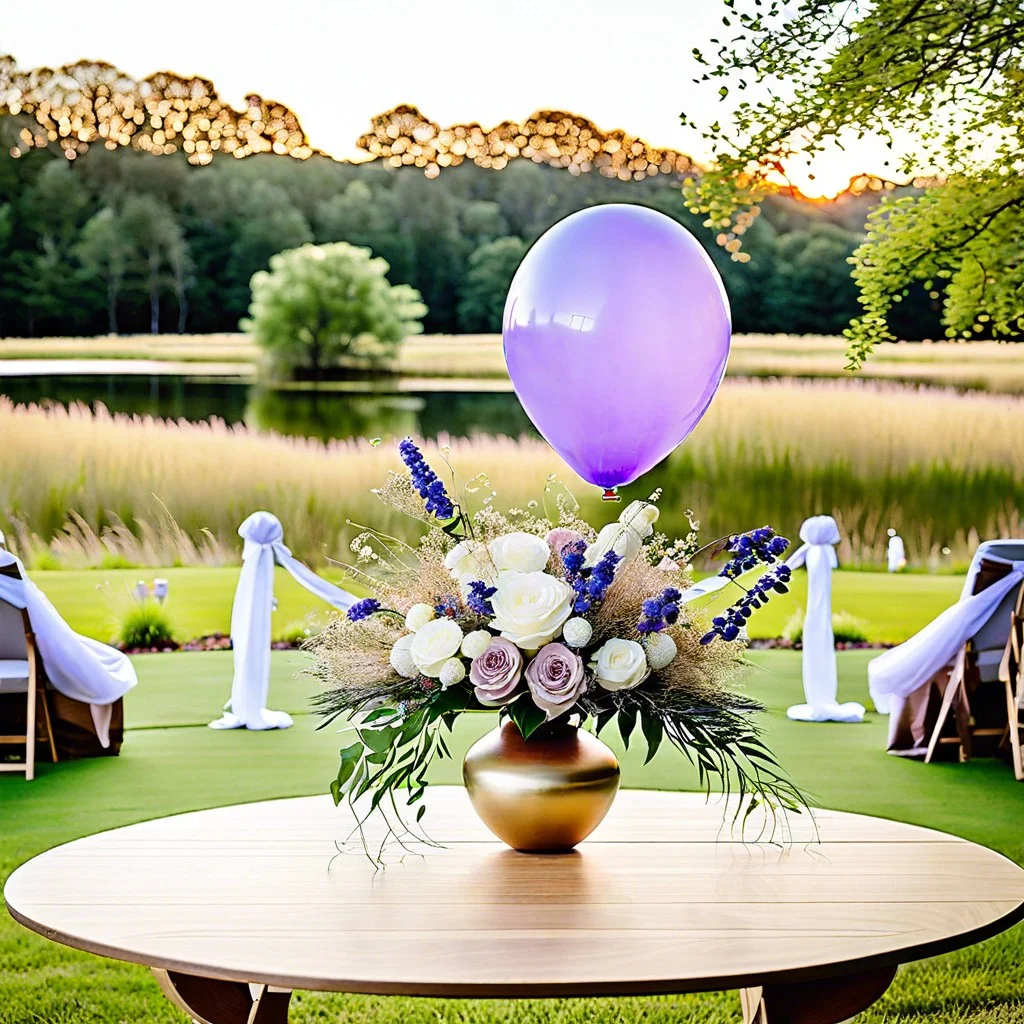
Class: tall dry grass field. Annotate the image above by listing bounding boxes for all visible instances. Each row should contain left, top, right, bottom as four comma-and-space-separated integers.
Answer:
1, 378, 1022, 568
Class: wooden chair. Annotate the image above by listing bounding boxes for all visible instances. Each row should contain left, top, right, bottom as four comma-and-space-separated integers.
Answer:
0, 560, 57, 780
998, 584, 1024, 781
925, 545, 1024, 767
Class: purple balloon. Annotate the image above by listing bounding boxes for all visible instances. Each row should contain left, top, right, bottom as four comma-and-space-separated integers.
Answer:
503, 204, 731, 490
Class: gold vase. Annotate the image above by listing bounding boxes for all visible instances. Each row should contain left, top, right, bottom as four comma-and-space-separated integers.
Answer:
462, 720, 620, 852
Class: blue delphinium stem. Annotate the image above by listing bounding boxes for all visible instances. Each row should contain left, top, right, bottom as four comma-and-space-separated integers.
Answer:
637, 587, 683, 634
719, 526, 789, 580
347, 597, 382, 622
466, 580, 497, 616
562, 544, 621, 615
398, 437, 456, 520
701, 564, 792, 644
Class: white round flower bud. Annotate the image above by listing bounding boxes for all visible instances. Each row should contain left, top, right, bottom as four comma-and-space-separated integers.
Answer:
405, 602, 436, 632
562, 617, 593, 648
389, 634, 418, 678
439, 657, 467, 689
461, 629, 492, 660
644, 632, 678, 671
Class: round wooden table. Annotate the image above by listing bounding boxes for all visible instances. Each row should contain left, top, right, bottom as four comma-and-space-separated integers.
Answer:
6, 787, 1024, 1024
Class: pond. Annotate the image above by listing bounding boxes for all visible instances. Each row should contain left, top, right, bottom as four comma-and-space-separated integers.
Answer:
0, 373, 538, 442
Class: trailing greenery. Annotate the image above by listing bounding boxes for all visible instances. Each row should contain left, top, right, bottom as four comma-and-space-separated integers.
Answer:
684, 0, 1024, 363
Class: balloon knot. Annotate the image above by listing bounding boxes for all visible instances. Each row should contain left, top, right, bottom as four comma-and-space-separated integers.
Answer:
600, 488, 621, 502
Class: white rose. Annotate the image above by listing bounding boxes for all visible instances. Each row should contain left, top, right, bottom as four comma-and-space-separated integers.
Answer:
404, 603, 436, 632
583, 522, 642, 568
619, 500, 659, 538
389, 634, 418, 678
590, 638, 649, 691
488, 531, 550, 573
410, 618, 464, 677
461, 629, 492, 660
489, 570, 574, 650
444, 539, 496, 584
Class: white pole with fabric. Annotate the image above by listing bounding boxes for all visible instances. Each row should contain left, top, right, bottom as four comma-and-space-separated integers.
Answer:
210, 511, 358, 731
785, 515, 865, 723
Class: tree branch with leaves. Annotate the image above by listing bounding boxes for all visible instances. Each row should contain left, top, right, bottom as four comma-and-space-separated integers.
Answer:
683, 0, 1024, 365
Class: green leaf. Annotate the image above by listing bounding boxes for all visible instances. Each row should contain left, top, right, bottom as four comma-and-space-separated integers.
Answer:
618, 706, 637, 750
594, 706, 616, 735
507, 693, 546, 740
640, 712, 663, 765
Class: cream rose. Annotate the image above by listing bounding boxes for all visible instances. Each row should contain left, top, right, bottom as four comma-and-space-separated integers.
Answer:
590, 638, 649, 691
404, 603, 435, 632
443, 539, 496, 584
489, 531, 550, 573
409, 618, 464, 677
489, 570, 574, 650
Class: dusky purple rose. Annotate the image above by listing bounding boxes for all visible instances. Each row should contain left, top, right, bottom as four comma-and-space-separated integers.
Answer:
526, 642, 587, 720
470, 637, 523, 706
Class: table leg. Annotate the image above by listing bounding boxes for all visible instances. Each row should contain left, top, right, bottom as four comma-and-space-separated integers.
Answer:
153, 968, 292, 1024
740, 963, 898, 1024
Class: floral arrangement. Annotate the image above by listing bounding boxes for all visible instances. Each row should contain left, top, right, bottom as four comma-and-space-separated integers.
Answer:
311, 439, 802, 846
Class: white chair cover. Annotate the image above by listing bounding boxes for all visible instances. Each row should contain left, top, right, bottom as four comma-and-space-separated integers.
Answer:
785, 516, 865, 723
0, 551, 137, 747
210, 511, 358, 732
869, 541, 1024, 715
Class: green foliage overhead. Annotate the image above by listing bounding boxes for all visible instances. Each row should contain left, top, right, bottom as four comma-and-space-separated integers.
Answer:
684, 0, 1024, 364
243, 242, 427, 379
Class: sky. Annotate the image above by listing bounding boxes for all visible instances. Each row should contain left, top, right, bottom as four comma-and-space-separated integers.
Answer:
4, 0, 908, 198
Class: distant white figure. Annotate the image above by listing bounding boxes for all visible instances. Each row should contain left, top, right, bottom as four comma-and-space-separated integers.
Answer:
153, 578, 169, 604
210, 511, 358, 732
132, 580, 149, 602
786, 515, 866, 723
887, 529, 906, 573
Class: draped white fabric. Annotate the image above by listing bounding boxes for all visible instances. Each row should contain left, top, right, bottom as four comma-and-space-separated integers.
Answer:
210, 511, 358, 731
869, 544, 1024, 716
0, 551, 137, 747
785, 516, 865, 724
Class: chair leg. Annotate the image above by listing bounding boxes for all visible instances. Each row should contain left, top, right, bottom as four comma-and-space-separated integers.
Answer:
39, 689, 58, 763
25, 658, 37, 782
926, 650, 965, 764
1005, 677, 1024, 782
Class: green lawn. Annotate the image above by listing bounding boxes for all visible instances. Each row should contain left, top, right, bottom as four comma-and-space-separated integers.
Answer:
2, 649, 1023, 1024
35, 566, 962, 646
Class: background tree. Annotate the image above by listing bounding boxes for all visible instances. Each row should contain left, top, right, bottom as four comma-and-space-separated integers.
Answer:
77, 207, 130, 333
120, 195, 187, 334
684, 0, 1024, 363
243, 242, 427, 380
457, 237, 527, 332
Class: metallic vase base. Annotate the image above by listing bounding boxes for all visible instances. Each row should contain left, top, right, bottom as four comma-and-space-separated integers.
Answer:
463, 720, 621, 852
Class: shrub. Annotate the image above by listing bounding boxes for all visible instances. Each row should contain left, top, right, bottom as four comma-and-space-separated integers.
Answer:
115, 599, 176, 649
780, 607, 869, 645
243, 242, 427, 380
831, 611, 869, 644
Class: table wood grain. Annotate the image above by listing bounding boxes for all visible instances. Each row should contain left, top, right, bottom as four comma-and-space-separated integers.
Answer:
6, 787, 1024, 1004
